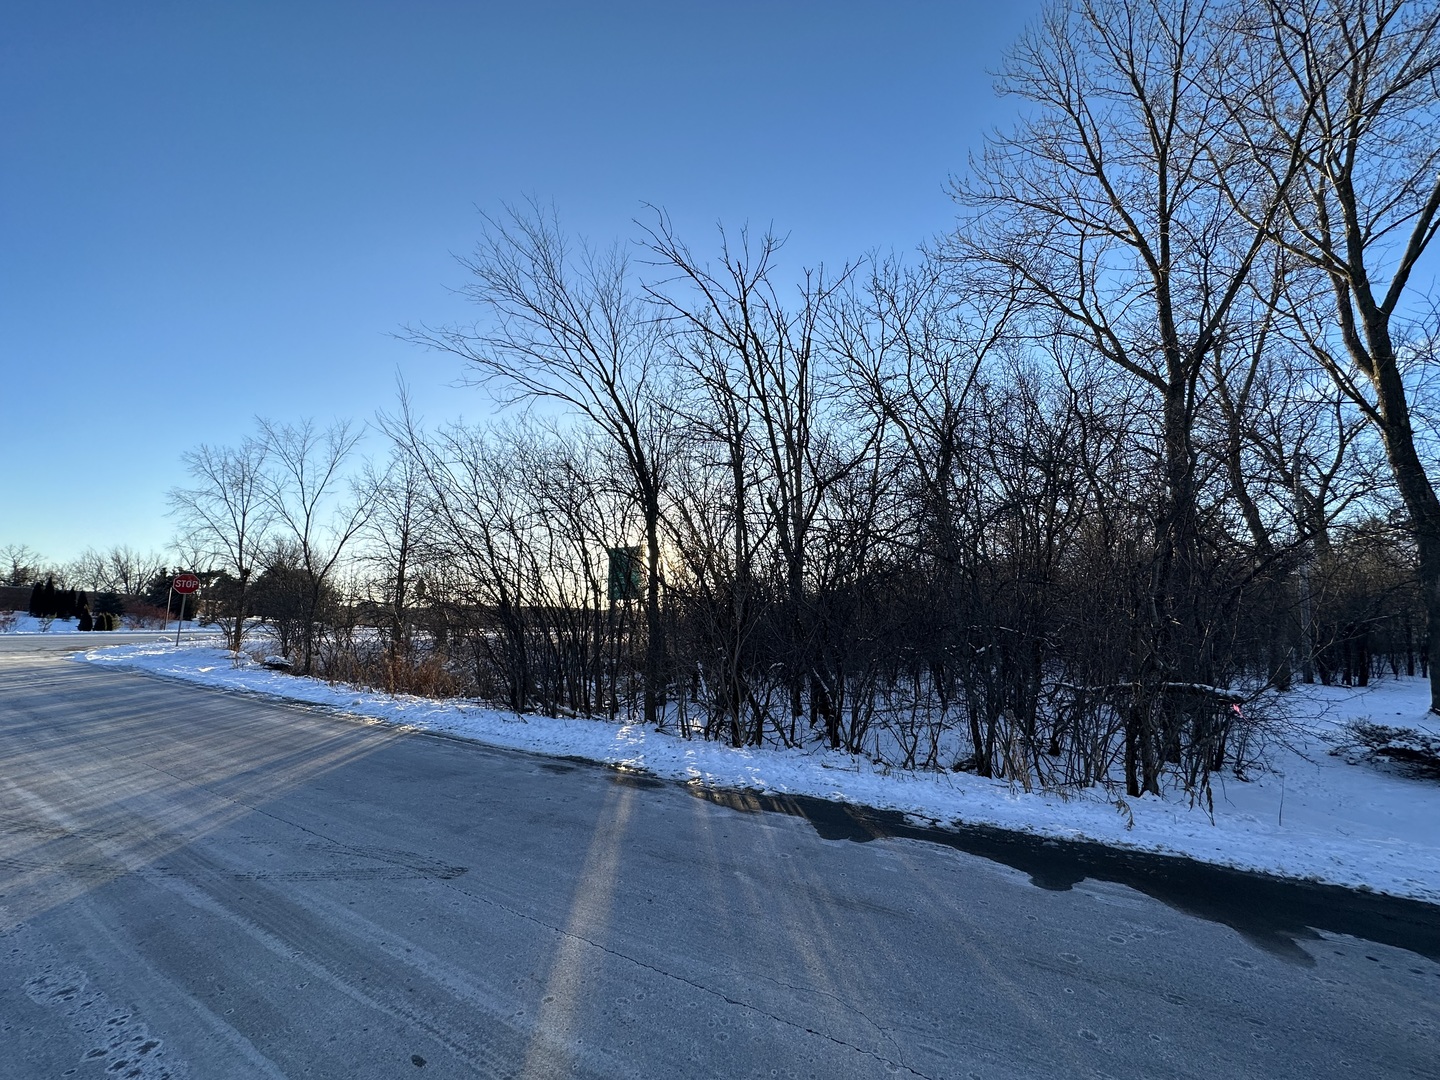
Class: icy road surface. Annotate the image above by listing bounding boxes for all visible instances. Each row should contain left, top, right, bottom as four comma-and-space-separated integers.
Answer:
1, 642, 1436, 1078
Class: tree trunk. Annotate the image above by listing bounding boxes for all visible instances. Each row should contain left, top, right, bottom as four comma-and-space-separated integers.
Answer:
1354, 300, 1440, 713
643, 502, 664, 727
1373, 394, 1440, 713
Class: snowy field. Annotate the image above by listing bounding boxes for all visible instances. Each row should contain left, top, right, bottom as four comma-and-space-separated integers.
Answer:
52, 636, 1440, 906
0, 612, 205, 633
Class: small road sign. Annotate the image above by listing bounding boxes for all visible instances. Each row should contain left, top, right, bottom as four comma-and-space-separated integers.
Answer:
172, 573, 200, 594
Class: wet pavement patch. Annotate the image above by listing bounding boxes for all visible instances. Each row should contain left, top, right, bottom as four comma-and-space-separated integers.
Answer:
688, 786, 1440, 966
608, 769, 667, 791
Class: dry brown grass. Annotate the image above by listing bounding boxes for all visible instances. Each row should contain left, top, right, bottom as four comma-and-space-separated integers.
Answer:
319, 648, 465, 699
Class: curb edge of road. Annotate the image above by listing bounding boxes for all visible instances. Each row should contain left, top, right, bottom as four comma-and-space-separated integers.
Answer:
70, 649, 1440, 926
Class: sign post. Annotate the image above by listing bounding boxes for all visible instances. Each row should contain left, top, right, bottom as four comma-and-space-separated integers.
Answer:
172, 573, 200, 646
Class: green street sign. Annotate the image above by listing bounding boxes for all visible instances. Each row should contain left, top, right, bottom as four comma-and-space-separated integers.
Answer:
607, 546, 643, 602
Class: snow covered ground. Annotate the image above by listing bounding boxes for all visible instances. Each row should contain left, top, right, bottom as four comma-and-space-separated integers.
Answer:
65, 638, 1440, 905
0, 613, 204, 633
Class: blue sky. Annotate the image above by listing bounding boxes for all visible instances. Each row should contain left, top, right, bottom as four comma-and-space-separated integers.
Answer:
3, 1, 1042, 564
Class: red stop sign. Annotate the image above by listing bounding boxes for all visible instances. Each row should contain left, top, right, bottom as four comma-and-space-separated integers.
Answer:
172, 573, 201, 594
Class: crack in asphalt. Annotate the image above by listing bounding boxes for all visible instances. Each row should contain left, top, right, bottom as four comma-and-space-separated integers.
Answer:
546, 930, 936, 1079
746, 967, 918, 1071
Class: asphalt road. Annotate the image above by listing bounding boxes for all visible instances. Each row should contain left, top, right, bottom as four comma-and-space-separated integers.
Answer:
1, 638, 1437, 1079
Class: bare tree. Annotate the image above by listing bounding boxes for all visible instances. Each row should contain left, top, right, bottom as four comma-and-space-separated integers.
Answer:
644, 214, 873, 744
357, 441, 431, 666
258, 417, 369, 675
67, 545, 167, 597
408, 199, 674, 726
0, 544, 45, 587
1239, 0, 1440, 710
952, 0, 1308, 793
169, 437, 272, 652
418, 420, 540, 710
